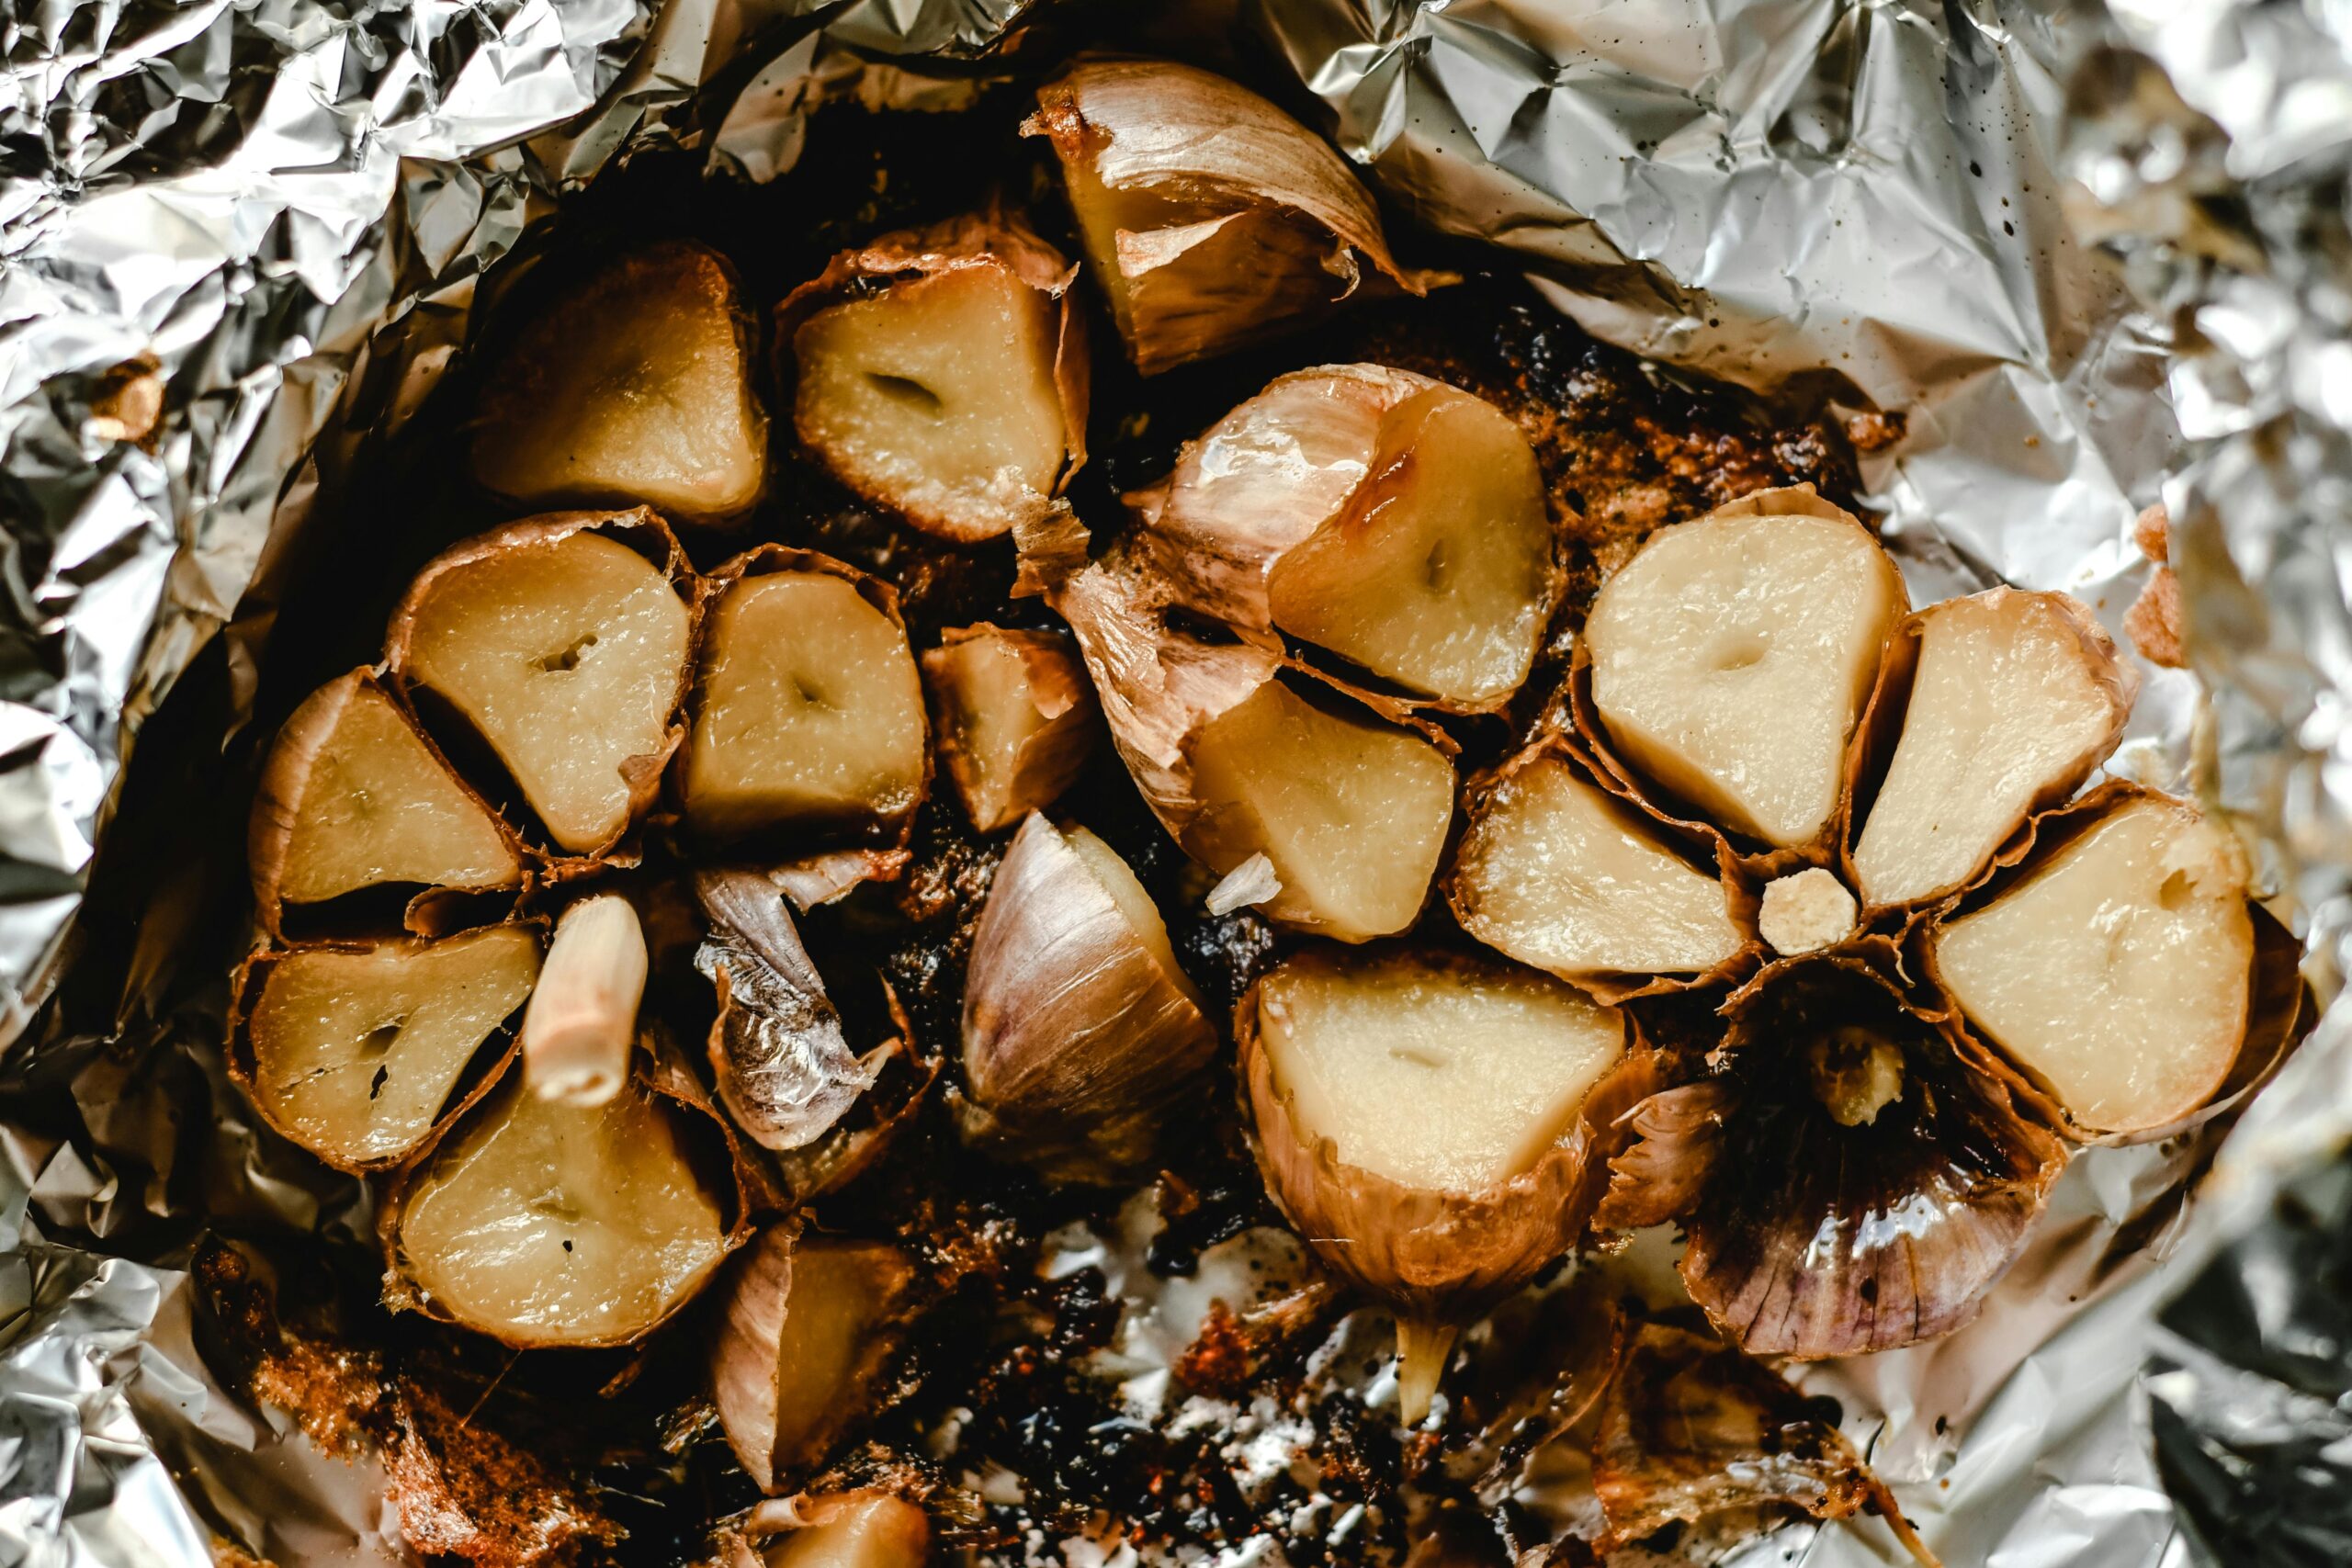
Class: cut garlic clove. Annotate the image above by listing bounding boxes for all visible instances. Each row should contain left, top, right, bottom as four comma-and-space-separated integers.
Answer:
710, 1227, 917, 1492
1849, 589, 2137, 910
684, 553, 927, 847
922, 624, 1097, 833
960, 815, 1214, 1181
388, 1062, 733, 1348
786, 215, 1084, 542
234, 926, 539, 1171
1450, 746, 1746, 987
249, 671, 521, 927
747, 1493, 930, 1568
1026, 61, 1433, 375
1584, 488, 1905, 851
471, 243, 766, 522
391, 513, 693, 856
1929, 792, 2255, 1135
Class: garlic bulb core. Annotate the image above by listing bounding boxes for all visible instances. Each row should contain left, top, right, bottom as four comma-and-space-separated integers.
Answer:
1806, 1028, 1906, 1127
1758, 868, 1858, 957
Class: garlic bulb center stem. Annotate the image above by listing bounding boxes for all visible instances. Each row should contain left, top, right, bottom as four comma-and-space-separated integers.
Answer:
1808, 1028, 1906, 1127
1758, 867, 1859, 956
522, 895, 648, 1106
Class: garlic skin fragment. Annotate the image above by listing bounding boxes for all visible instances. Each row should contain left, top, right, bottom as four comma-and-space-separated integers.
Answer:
1850, 588, 2137, 910
748, 1493, 929, 1568
961, 815, 1215, 1181
922, 625, 1096, 833
710, 1227, 917, 1491
392, 513, 693, 856
1584, 488, 1905, 851
1449, 748, 1745, 987
471, 243, 767, 522
1025, 61, 1434, 375
1930, 794, 2256, 1135
236, 927, 539, 1171
249, 670, 521, 926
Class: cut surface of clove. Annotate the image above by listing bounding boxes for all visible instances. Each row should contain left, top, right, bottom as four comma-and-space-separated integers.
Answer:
521, 895, 647, 1107
922, 625, 1095, 832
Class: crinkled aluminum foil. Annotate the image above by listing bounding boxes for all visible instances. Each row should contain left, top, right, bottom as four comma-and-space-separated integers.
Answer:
2, 0, 2348, 1562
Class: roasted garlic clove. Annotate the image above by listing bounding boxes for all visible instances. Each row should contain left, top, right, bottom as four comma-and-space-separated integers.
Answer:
710, 1226, 917, 1492
1583, 487, 1905, 852
232, 926, 539, 1171
386, 1057, 735, 1348
960, 814, 1214, 1181
249, 670, 523, 931
1929, 791, 2256, 1136
1449, 742, 1746, 991
922, 624, 1097, 833
390, 512, 693, 856
1849, 589, 2137, 910
1238, 948, 1635, 1421
519, 894, 646, 1108
785, 215, 1085, 542
684, 550, 927, 847
1139, 367, 1555, 708
744, 1493, 930, 1568
1026, 61, 1433, 375
471, 243, 767, 522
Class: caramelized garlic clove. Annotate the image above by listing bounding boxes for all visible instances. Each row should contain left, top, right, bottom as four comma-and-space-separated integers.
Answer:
234, 926, 540, 1171
684, 551, 928, 847
960, 815, 1214, 1181
922, 624, 1097, 833
1849, 588, 2137, 910
249, 670, 523, 928
786, 215, 1084, 542
710, 1227, 917, 1492
471, 243, 767, 521
390, 512, 693, 856
1449, 745, 1746, 987
520, 894, 646, 1107
1583, 487, 1905, 851
1026, 61, 1434, 375
746, 1493, 930, 1568
1928, 792, 2256, 1136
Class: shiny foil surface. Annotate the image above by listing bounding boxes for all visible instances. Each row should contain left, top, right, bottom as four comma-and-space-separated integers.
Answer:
1, 0, 2346, 1562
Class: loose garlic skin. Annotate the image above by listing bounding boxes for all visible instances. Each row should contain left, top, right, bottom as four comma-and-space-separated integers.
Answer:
1930, 795, 2255, 1135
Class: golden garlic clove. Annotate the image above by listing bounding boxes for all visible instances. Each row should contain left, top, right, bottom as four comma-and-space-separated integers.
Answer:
710, 1226, 918, 1492
921, 624, 1097, 833
231, 926, 540, 1172
1583, 486, 1906, 852
1025, 60, 1435, 375
1238, 947, 1640, 1422
1847, 588, 2137, 911
1139, 366, 1556, 708
684, 549, 928, 850
389, 510, 695, 857
471, 243, 767, 522
784, 214, 1086, 542
519, 893, 646, 1108
248, 670, 523, 933
1928, 789, 2256, 1136
959, 814, 1215, 1181
1448, 739, 1747, 993
741, 1493, 930, 1568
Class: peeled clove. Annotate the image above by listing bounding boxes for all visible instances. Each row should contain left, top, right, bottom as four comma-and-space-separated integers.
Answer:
742, 1493, 930, 1568
922, 624, 1097, 833
521, 894, 647, 1107
960, 814, 1215, 1181
471, 243, 767, 522
1026, 60, 1435, 374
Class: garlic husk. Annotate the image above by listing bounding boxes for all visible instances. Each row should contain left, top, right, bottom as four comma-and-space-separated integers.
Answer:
1843, 587, 2138, 914
684, 547, 930, 854
1237, 947, 1665, 1421
922, 623, 1098, 833
1592, 1323, 1939, 1567
959, 813, 1215, 1182
736, 1491, 931, 1568
248, 668, 525, 937
471, 242, 768, 523
695, 868, 888, 1153
386, 508, 696, 860
1133, 365, 1558, 710
779, 211, 1088, 542
229, 925, 540, 1173
709, 1224, 919, 1492
381, 1033, 747, 1348
1602, 958, 2067, 1359
1924, 783, 2310, 1144
1025, 59, 1441, 375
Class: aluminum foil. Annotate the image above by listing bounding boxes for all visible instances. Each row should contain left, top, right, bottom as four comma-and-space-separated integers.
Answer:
3, 0, 2349, 1562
